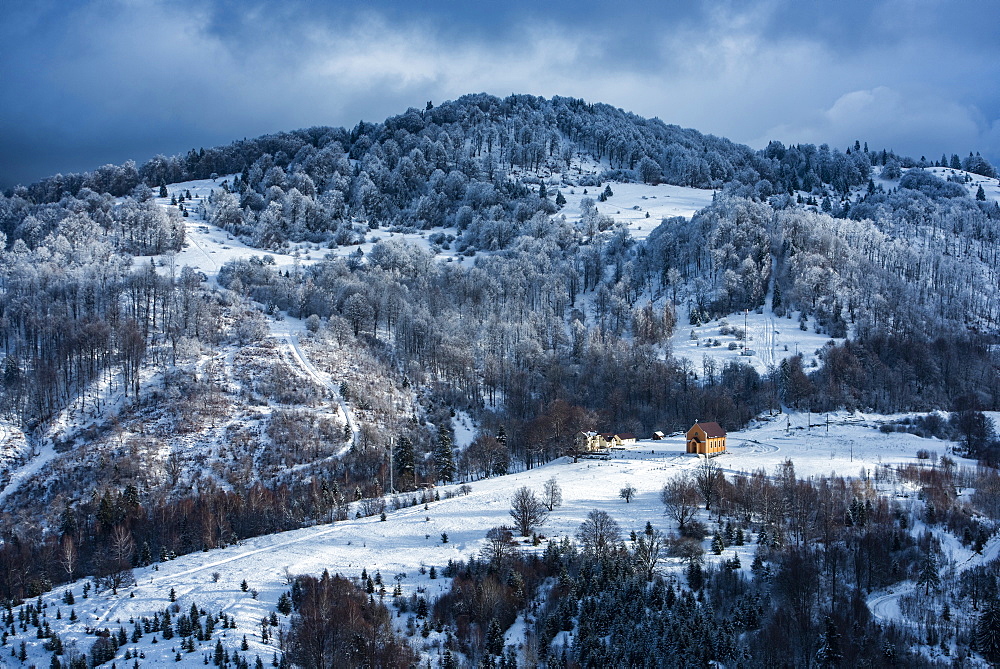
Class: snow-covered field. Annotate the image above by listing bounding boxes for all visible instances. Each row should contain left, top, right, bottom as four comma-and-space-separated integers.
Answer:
555, 181, 715, 240
670, 306, 841, 376
925, 166, 1000, 204
15, 411, 964, 666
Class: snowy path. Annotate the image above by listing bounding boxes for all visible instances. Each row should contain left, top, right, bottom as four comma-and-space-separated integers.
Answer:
149, 180, 361, 446
286, 333, 358, 446
867, 528, 1000, 626
0, 435, 51, 506
869, 588, 915, 627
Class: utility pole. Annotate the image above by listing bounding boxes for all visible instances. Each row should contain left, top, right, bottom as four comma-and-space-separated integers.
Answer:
388, 437, 394, 494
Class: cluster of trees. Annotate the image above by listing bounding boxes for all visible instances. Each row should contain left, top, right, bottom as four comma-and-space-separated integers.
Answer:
284, 571, 415, 668
1, 93, 999, 643
0, 190, 194, 425
219, 238, 773, 445
425, 457, 1000, 666
7, 587, 277, 668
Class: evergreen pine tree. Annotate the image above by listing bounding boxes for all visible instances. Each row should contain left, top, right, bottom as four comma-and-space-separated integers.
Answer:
686, 561, 703, 591
977, 599, 1000, 662
487, 618, 505, 655
977, 185, 987, 201
434, 424, 456, 483
815, 616, 843, 667
395, 435, 415, 485
917, 551, 941, 595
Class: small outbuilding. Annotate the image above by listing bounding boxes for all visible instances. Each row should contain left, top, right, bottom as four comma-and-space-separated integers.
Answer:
686, 421, 726, 455
651, 431, 665, 440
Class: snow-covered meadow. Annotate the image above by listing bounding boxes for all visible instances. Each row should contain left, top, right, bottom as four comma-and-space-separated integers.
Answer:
13, 411, 971, 666
554, 181, 715, 240
669, 306, 841, 376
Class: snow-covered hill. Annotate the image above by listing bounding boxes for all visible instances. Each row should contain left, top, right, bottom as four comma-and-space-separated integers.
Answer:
12, 411, 961, 667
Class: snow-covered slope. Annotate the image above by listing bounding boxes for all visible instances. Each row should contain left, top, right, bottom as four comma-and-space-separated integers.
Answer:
671, 306, 841, 376
555, 181, 715, 240
16, 412, 960, 666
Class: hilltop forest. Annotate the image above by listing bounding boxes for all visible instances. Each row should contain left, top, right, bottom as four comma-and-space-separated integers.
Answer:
0, 92, 998, 612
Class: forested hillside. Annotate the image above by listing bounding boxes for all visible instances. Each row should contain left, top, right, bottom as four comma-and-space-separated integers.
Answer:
0, 93, 999, 633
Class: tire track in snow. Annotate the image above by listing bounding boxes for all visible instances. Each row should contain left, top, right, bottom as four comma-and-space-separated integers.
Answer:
285, 333, 358, 447
96, 521, 346, 623
867, 532, 1000, 627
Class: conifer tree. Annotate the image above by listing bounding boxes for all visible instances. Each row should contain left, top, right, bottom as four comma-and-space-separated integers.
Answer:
395, 435, 415, 486
487, 618, 505, 656
917, 551, 940, 595
433, 424, 456, 483
977, 599, 1000, 662
815, 616, 843, 668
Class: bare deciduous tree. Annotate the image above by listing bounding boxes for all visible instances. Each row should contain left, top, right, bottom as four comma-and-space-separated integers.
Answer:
542, 477, 563, 511
619, 482, 637, 503
577, 509, 621, 560
694, 459, 723, 511
480, 526, 518, 565
165, 451, 183, 486
661, 473, 700, 531
59, 536, 76, 581
105, 525, 136, 595
509, 486, 548, 537
633, 529, 666, 580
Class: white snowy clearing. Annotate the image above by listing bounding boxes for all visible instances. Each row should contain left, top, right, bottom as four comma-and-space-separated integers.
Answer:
670, 305, 842, 376
555, 181, 716, 240
16, 411, 969, 666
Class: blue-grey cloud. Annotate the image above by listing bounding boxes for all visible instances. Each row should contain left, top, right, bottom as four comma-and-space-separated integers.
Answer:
1, 0, 998, 189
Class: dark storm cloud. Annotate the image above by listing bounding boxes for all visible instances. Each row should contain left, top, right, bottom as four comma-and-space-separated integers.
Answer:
1, 0, 998, 189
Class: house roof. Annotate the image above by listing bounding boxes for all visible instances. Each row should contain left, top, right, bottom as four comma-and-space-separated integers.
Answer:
653, 431, 665, 437
691, 421, 726, 438
616, 433, 636, 440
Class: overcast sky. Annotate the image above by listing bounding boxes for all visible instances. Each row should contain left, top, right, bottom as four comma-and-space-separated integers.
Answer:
2, 0, 999, 189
